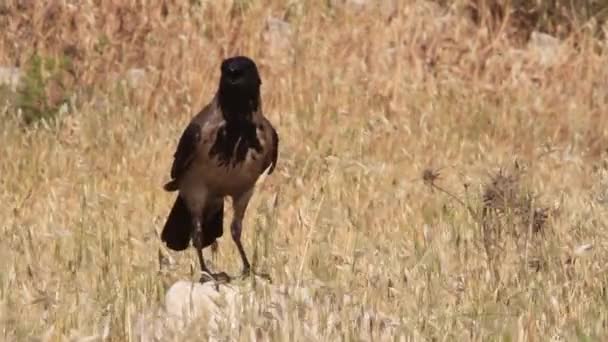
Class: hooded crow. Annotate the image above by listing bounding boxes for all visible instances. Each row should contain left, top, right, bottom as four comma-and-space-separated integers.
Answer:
161, 56, 279, 283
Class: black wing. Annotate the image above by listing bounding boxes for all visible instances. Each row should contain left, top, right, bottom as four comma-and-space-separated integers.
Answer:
163, 122, 201, 191
267, 125, 279, 175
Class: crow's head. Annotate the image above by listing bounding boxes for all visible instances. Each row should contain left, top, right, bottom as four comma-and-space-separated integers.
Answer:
220, 56, 261, 88
218, 56, 262, 121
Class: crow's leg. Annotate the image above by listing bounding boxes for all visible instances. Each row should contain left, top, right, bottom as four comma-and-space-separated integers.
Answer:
231, 190, 271, 281
192, 216, 230, 284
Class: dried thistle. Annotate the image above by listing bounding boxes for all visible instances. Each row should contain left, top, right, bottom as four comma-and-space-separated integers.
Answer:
421, 167, 477, 218
482, 162, 549, 234
482, 167, 522, 212
422, 168, 441, 188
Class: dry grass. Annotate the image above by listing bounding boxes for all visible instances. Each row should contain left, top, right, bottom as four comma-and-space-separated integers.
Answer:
2, 0, 608, 340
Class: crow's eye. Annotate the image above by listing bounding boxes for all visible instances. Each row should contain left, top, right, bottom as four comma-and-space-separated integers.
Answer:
227, 68, 243, 79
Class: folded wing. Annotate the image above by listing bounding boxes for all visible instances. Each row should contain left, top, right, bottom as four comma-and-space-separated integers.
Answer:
163, 122, 201, 191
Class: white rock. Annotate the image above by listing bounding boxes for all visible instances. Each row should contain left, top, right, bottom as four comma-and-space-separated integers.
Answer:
166, 280, 242, 337
528, 31, 562, 67
133, 279, 401, 341
263, 17, 294, 63
331, 0, 398, 19
530, 31, 560, 49
125, 68, 146, 88
0, 67, 21, 91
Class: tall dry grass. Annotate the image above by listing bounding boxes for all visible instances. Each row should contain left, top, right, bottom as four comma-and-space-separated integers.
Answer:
1, 0, 608, 340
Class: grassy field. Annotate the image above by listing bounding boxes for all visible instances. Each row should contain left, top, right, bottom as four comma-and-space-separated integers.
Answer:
2, 0, 608, 340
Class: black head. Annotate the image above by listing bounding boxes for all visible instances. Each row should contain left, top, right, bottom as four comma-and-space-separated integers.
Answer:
218, 56, 262, 121
220, 56, 261, 88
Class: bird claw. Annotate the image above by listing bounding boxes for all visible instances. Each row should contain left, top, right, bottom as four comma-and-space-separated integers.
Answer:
200, 271, 231, 285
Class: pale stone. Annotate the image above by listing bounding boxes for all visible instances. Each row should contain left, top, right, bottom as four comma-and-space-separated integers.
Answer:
263, 17, 294, 64
528, 31, 562, 67
132, 279, 401, 341
0, 67, 21, 91
125, 68, 146, 88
